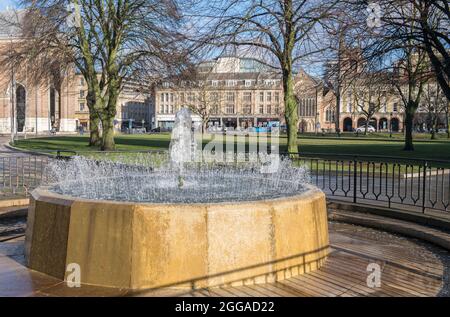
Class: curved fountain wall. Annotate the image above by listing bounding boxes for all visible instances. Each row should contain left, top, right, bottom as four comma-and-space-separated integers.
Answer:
25, 185, 329, 290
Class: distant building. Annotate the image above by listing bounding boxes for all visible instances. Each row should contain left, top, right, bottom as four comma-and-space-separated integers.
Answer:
0, 10, 152, 135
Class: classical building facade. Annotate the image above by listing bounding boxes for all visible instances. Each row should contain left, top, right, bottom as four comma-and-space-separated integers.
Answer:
152, 57, 285, 130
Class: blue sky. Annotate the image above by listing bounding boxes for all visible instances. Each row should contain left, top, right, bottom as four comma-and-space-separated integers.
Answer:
0, 0, 17, 11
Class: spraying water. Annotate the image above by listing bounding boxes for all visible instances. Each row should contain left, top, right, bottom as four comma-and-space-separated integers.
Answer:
43, 108, 311, 204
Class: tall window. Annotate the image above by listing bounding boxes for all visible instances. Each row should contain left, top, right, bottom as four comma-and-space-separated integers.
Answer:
79, 103, 85, 111
259, 92, 264, 103
226, 92, 235, 102
266, 92, 272, 102
274, 92, 280, 103
393, 102, 398, 112
325, 107, 335, 122
266, 105, 272, 114
299, 97, 316, 117
346, 92, 352, 112
79, 90, 85, 98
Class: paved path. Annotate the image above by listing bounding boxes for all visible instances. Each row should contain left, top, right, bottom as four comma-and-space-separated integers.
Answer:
0, 219, 448, 297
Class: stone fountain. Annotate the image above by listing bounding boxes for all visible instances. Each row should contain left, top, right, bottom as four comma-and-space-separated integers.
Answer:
24, 108, 329, 289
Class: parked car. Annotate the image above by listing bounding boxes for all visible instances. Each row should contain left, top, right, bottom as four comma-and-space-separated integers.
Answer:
355, 125, 376, 133
437, 128, 448, 134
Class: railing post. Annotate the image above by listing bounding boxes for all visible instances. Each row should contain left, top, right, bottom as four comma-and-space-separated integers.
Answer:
422, 161, 427, 213
353, 157, 357, 203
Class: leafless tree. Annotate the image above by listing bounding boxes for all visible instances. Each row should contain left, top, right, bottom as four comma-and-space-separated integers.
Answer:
1, 1, 190, 150
206, 0, 339, 154
420, 81, 449, 139
352, 72, 392, 135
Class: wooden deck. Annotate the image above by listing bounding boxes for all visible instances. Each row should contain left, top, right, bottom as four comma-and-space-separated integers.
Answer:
0, 221, 448, 297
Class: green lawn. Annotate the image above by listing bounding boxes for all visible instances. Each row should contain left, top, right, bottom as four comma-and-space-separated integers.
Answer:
12, 133, 450, 163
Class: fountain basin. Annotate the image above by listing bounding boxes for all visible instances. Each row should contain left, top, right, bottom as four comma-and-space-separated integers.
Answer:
25, 185, 329, 290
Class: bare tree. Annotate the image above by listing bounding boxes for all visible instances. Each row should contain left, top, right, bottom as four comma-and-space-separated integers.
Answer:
352, 72, 391, 135
420, 81, 449, 139
1, 1, 189, 150
404, 1, 449, 101
208, 0, 339, 154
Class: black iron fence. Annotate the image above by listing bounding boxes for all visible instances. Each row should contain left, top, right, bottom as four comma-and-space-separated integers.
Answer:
288, 153, 450, 214
1, 150, 449, 215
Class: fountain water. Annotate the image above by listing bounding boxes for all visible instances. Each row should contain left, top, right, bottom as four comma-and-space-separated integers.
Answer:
25, 108, 329, 290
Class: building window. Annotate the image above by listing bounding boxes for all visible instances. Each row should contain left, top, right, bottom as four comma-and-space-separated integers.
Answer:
170, 93, 174, 103
393, 103, 398, 112
346, 92, 352, 112
243, 105, 251, 114
275, 105, 280, 114
79, 103, 85, 111
325, 107, 335, 122
80, 78, 85, 86
243, 92, 252, 102
245, 80, 252, 87
226, 92, 235, 102
275, 92, 280, 103
79, 90, 85, 98
187, 92, 195, 103
212, 80, 219, 87
162, 82, 170, 88
160, 93, 165, 102
259, 92, 264, 103
225, 104, 234, 114
259, 104, 264, 114
227, 80, 236, 87
266, 105, 272, 114
266, 92, 272, 102
299, 97, 316, 117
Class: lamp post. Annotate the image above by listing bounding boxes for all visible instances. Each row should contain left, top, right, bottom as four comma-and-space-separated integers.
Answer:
389, 112, 393, 138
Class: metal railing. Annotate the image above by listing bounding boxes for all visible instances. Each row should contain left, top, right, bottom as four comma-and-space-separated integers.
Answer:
1, 150, 449, 215
0, 152, 51, 198
287, 153, 450, 214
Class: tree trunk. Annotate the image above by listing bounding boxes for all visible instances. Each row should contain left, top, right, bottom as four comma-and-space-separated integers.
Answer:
101, 116, 115, 151
335, 89, 341, 136
89, 110, 101, 147
364, 119, 369, 135
283, 71, 298, 154
446, 111, 450, 139
101, 83, 119, 151
431, 115, 437, 140
404, 105, 416, 151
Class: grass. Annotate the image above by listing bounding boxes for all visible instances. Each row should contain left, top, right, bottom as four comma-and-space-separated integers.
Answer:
12, 132, 450, 164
